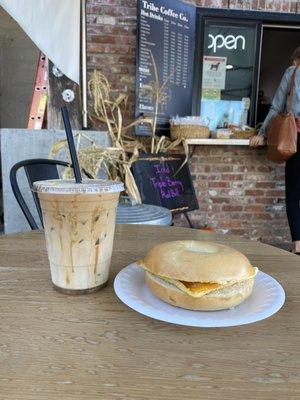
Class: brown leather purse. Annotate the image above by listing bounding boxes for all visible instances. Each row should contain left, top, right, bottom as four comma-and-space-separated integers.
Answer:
266, 67, 298, 163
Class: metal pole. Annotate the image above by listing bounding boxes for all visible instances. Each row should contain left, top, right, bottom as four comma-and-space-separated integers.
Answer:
81, 0, 88, 129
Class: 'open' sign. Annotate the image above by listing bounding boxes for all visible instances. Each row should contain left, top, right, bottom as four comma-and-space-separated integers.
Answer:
208, 34, 246, 53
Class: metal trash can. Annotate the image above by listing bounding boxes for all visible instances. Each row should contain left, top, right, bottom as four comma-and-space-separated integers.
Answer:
116, 198, 172, 226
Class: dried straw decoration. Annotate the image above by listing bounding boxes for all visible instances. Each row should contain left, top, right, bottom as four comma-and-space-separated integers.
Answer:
50, 55, 188, 204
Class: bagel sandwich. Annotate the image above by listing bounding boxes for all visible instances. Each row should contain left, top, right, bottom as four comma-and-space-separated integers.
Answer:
137, 240, 258, 311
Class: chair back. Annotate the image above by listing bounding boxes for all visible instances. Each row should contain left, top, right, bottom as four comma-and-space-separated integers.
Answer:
10, 159, 71, 230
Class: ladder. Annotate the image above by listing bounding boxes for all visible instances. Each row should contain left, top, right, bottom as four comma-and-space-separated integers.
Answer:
27, 52, 48, 129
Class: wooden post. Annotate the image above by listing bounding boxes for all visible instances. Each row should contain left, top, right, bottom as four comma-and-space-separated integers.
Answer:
81, 0, 88, 129
47, 60, 82, 130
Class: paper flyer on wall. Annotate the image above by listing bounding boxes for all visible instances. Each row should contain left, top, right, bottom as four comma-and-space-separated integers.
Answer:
202, 56, 227, 90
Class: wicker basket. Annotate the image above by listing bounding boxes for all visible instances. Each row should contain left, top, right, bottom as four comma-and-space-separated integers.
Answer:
230, 128, 256, 139
170, 124, 210, 140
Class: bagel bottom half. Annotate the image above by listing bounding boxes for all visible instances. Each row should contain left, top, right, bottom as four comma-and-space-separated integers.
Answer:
145, 271, 254, 311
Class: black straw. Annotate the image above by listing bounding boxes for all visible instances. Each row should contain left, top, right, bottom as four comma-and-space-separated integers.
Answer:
61, 106, 82, 183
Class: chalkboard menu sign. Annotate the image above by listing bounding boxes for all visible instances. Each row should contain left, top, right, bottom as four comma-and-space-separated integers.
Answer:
131, 154, 199, 212
135, 0, 196, 135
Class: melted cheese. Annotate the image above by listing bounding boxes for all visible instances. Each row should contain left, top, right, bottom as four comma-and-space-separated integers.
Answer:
181, 281, 222, 293
159, 268, 258, 298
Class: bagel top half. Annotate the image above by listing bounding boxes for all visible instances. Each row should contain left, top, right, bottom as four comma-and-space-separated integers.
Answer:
137, 240, 257, 299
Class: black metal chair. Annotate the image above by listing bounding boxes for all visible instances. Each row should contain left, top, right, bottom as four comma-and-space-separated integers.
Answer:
10, 158, 93, 230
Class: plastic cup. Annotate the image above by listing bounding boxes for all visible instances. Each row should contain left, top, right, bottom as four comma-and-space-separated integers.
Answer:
33, 179, 124, 294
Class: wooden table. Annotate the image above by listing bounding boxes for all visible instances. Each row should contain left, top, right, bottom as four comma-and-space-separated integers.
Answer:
0, 225, 299, 400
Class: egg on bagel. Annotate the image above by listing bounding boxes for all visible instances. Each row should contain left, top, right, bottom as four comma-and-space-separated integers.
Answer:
137, 240, 258, 311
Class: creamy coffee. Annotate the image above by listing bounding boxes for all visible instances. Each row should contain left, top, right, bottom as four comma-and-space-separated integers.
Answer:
34, 179, 123, 293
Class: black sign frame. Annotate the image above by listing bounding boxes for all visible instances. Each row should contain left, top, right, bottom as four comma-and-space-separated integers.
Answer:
131, 153, 199, 213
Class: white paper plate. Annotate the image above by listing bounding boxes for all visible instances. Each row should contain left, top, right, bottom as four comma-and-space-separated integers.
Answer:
114, 263, 285, 328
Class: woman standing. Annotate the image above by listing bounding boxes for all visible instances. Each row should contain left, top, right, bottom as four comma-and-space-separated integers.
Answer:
250, 47, 300, 254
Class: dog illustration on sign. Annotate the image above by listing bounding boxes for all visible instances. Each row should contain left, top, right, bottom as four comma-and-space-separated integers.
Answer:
210, 62, 220, 71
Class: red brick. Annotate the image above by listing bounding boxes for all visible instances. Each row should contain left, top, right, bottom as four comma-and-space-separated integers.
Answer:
222, 205, 243, 212
290, 2, 297, 13
218, 220, 243, 228
251, 0, 259, 9
87, 43, 134, 54
209, 181, 230, 188
252, 213, 272, 221
221, 174, 244, 181
256, 165, 273, 173
244, 205, 266, 213
256, 182, 276, 189
118, 55, 136, 64
245, 189, 265, 196
88, 5, 136, 17
102, 26, 136, 35
195, 174, 219, 181
281, 0, 290, 12
211, 197, 230, 204
88, 35, 116, 44
211, 165, 233, 173
265, 190, 285, 197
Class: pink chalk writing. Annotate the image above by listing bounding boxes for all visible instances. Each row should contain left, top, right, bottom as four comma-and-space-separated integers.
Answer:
150, 163, 184, 199
153, 163, 170, 174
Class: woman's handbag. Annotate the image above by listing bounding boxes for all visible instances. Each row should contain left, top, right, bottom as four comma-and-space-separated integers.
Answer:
266, 67, 298, 164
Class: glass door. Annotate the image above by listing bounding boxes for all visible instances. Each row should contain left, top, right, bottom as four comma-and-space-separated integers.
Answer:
197, 18, 262, 130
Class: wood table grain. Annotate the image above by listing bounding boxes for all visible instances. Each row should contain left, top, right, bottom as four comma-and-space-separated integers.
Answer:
0, 225, 299, 400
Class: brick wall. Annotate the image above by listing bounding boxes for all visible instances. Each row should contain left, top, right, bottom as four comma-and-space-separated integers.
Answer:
86, 0, 299, 246
178, 146, 287, 245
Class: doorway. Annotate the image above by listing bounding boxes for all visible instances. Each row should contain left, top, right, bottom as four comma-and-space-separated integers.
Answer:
257, 26, 300, 125
0, 6, 39, 128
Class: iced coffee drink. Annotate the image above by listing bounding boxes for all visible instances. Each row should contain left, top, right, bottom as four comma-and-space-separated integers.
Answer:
33, 179, 123, 293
